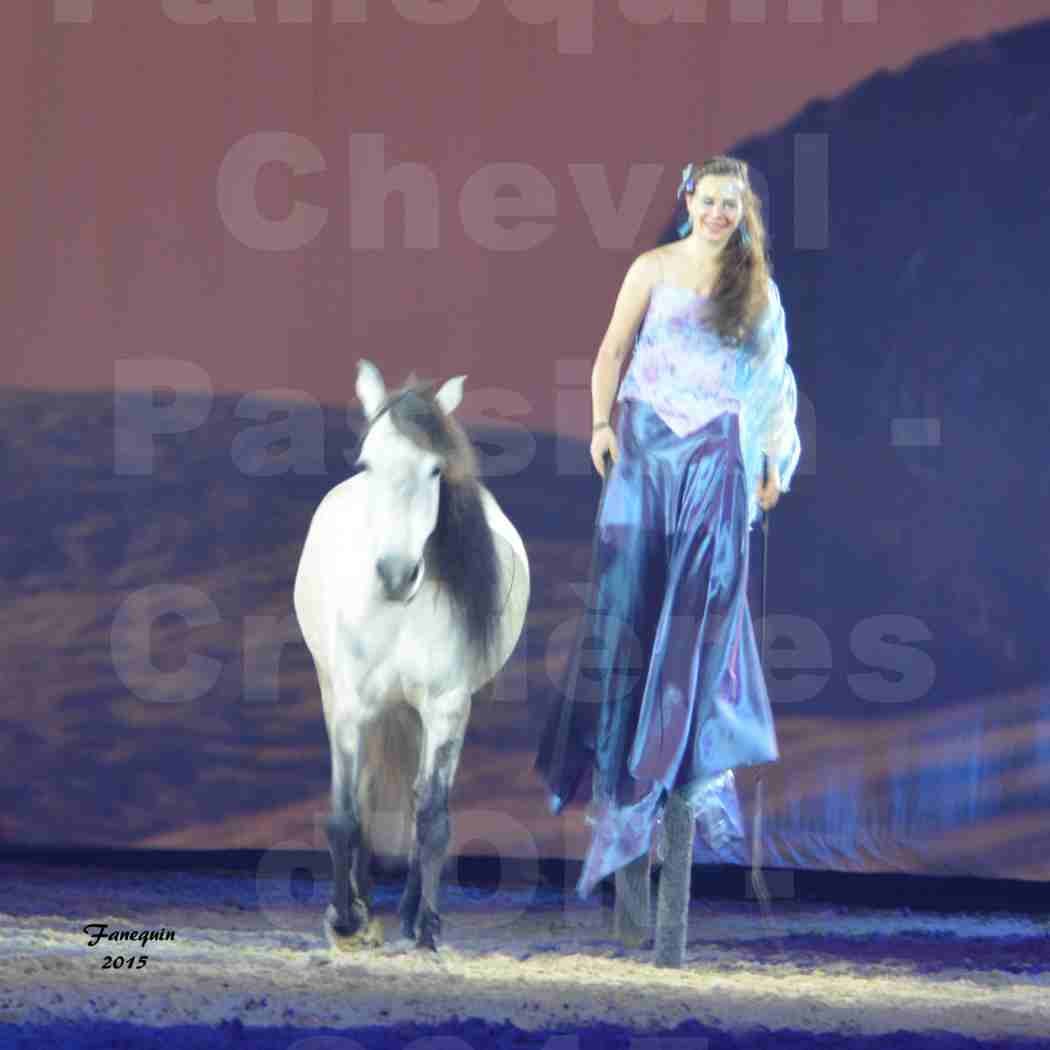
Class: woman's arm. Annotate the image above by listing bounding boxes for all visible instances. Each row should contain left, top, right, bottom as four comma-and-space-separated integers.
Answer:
757, 284, 801, 493
745, 279, 800, 510
591, 252, 657, 426
762, 368, 799, 475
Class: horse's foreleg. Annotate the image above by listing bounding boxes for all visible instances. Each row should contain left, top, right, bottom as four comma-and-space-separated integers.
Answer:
325, 736, 360, 937
413, 693, 469, 951
353, 827, 374, 916
398, 853, 422, 941
324, 719, 382, 950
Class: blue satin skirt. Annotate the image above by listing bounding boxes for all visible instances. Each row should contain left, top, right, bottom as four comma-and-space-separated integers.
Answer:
534, 397, 779, 897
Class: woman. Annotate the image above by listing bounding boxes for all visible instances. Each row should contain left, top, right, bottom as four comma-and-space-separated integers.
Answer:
534, 155, 801, 968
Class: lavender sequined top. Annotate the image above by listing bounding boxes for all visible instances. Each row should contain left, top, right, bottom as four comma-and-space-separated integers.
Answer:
616, 278, 802, 527
617, 282, 741, 435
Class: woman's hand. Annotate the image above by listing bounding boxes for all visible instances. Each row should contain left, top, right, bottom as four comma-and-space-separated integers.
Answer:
590, 424, 619, 478
757, 463, 781, 511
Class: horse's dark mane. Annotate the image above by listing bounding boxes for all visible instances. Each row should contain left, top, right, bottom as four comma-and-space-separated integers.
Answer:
367, 380, 503, 665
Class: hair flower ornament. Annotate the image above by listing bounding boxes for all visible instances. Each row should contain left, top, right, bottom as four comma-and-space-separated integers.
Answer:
676, 162, 697, 237
676, 162, 697, 200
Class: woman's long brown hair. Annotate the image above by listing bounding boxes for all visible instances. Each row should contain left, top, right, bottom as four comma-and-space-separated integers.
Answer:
657, 155, 772, 345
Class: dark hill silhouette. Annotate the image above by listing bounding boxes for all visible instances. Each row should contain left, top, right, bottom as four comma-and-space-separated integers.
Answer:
729, 17, 1050, 699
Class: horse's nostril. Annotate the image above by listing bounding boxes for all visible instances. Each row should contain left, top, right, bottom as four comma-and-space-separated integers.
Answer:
377, 558, 421, 598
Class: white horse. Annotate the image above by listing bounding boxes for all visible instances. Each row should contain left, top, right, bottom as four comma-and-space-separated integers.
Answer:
293, 360, 530, 951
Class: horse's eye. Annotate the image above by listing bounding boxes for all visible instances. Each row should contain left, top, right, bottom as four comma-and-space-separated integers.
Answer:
430, 464, 441, 478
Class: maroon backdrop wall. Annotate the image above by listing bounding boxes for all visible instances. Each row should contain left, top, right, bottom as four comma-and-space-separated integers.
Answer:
4, 2, 1050, 880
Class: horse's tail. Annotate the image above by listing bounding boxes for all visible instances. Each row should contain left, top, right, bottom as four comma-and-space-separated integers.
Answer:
357, 702, 422, 870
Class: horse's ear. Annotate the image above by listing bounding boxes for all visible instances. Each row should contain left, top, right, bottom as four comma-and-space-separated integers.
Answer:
356, 359, 387, 419
434, 374, 466, 415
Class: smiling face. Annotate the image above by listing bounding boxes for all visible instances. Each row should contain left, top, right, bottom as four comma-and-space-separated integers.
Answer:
685, 173, 745, 245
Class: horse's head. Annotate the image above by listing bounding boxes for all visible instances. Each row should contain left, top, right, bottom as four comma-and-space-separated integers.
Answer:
354, 359, 475, 603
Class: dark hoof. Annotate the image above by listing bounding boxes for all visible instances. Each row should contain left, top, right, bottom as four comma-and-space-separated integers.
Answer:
324, 903, 384, 952
416, 906, 441, 951
618, 926, 651, 950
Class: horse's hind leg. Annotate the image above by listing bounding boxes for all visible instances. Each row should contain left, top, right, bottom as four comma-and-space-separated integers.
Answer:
324, 721, 383, 951
413, 691, 470, 951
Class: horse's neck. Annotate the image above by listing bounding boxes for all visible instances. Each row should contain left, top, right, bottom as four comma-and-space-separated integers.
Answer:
475, 483, 526, 566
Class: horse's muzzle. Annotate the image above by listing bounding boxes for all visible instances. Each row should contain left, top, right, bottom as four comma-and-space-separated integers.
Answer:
376, 555, 424, 603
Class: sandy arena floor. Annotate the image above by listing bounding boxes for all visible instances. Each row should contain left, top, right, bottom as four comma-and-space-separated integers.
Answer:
1, 862, 1049, 1047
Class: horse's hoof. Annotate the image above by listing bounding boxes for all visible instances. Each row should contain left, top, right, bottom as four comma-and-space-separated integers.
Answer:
416, 921, 441, 951
324, 908, 384, 952
416, 908, 441, 951
618, 927, 650, 950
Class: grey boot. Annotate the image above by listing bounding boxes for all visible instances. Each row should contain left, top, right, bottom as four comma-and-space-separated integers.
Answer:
654, 788, 694, 967
614, 848, 652, 948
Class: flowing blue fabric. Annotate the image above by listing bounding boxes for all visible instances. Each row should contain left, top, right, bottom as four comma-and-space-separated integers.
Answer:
534, 276, 800, 898
535, 400, 780, 898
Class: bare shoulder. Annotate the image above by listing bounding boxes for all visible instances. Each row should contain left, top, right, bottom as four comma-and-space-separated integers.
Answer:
599, 250, 660, 360
609, 249, 661, 321
621, 247, 663, 293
